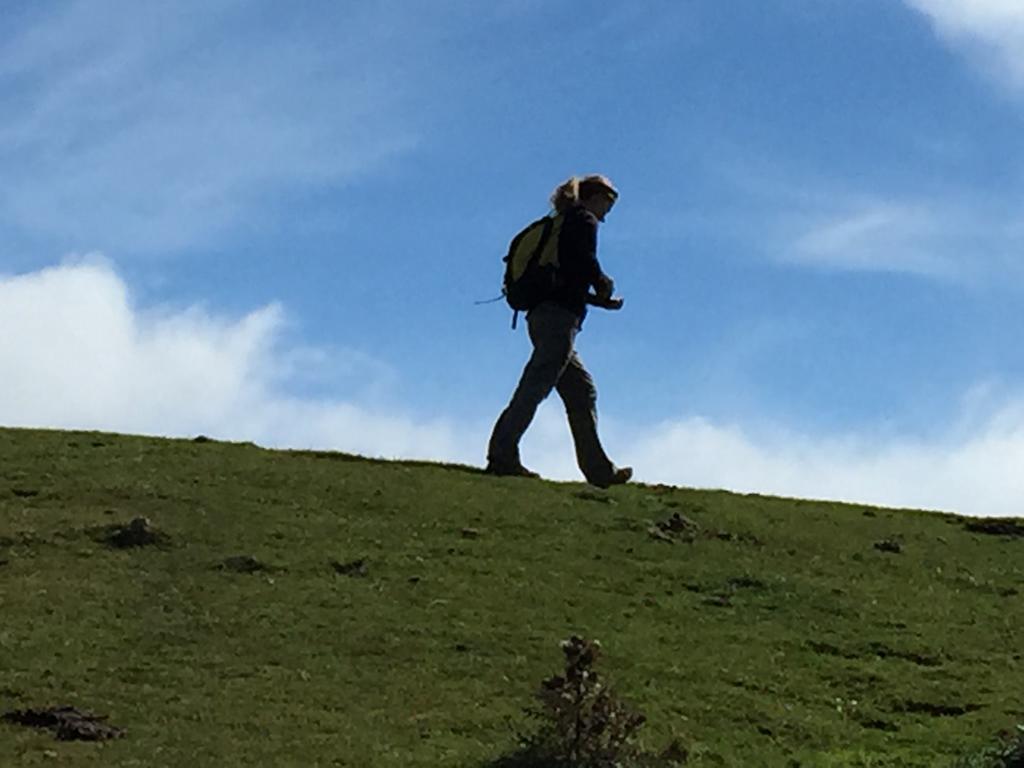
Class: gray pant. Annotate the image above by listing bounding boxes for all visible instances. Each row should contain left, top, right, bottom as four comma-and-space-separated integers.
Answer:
488, 301, 615, 484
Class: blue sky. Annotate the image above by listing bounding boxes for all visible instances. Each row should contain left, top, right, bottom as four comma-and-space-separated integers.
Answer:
3, 0, 1024, 515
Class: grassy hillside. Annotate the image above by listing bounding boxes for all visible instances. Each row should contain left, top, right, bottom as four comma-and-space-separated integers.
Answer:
1, 427, 1022, 767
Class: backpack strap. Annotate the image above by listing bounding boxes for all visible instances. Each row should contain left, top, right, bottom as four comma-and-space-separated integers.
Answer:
528, 215, 557, 272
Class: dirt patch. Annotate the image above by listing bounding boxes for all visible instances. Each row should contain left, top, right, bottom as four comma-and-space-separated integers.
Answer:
329, 557, 368, 577
964, 519, 1024, 538
216, 555, 280, 573
643, 507, 761, 547
648, 512, 700, 542
93, 517, 170, 549
2, 706, 125, 741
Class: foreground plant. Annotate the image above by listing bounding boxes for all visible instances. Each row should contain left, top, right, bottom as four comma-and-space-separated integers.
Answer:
953, 725, 1024, 768
495, 636, 686, 768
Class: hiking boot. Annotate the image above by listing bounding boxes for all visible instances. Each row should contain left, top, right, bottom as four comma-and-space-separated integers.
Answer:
485, 461, 540, 479
589, 466, 633, 489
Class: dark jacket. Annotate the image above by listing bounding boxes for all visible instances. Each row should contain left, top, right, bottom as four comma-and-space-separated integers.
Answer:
547, 203, 612, 321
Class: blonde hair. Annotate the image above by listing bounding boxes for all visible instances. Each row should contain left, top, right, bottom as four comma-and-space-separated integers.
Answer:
549, 174, 618, 214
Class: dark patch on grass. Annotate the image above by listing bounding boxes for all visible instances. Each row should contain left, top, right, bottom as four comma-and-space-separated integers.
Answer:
216, 555, 280, 574
807, 640, 857, 659
92, 516, 170, 549
964, 519, 1024, 539
807, 639, 941, 667
11, 488, 39, 498
866, 642, 942, 667
896, 700, 983, 717
329, 557, 368, 577
2, 706, 125, 741
726, 575, 766, 591
711, 529, 763, 546
950, 575, 1020, 598
874, 537, 904, 554
0, 532, 38, 548
576, 489, 615, 504
855, 715, 899, 732
696, 577, 768, 609
703, 595, 732, 608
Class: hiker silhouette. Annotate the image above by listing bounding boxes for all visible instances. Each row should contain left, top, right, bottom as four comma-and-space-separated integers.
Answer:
487, 174, 632, 488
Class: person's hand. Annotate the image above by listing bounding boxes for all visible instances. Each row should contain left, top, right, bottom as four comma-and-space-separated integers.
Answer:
587, 293, 624, 310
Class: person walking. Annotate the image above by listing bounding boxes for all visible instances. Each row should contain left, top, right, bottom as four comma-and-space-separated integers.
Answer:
486, 174, 632, 488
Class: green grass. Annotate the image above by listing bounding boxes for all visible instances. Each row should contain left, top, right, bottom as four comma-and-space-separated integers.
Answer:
1, 426, 1022, 767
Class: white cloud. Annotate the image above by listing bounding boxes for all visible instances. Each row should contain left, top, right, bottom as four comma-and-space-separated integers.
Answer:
0, 259, 468, 461
616, 413, 1024, 518
0, 1, 419, 253
904, 0, 1024, 88
779, 196, 1024, 284
4, 261, 1024, 518
789, 202, 958, 278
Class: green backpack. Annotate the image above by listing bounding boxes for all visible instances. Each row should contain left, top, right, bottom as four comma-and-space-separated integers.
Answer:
502, 212, 564, 325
